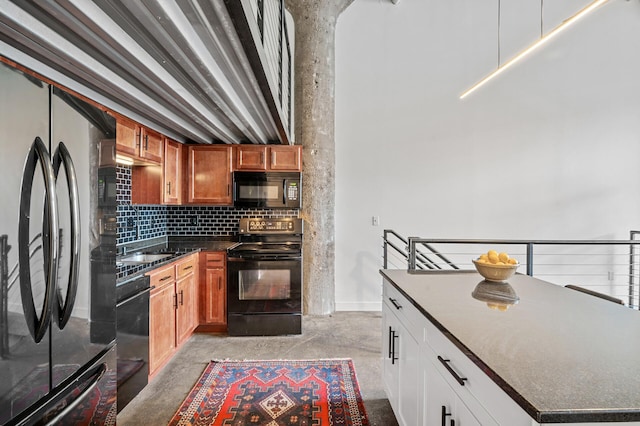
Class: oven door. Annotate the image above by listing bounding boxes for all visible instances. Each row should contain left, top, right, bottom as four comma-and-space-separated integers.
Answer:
227, 256, 302, 336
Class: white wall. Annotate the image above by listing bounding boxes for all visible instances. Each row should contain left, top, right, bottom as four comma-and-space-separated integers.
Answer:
334, 0, 640, 310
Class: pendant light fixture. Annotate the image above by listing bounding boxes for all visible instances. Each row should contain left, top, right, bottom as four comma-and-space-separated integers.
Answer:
459, 0, 610, 100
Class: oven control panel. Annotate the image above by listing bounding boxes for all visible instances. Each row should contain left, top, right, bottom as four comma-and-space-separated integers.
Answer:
239, 218, 303, 234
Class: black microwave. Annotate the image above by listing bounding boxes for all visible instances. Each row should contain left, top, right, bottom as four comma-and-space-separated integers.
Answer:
233, 171, 301, 209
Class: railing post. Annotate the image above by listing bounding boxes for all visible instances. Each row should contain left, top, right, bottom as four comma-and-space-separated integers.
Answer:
383, 230, 388, 269
526, 243, 534, 276
408, 237, 417, 271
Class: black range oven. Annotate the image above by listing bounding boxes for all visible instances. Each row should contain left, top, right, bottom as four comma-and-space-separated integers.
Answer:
227, 218, 303, 336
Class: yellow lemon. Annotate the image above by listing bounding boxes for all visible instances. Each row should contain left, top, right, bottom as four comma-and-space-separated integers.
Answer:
479, 254, 488, 262
508, 258, 518, 265
498, 252, 510, 263
488, 252, 499, 264
487, 249, 498, 258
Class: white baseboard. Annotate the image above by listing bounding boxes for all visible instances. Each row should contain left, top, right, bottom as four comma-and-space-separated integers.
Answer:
335, 301, 382, 311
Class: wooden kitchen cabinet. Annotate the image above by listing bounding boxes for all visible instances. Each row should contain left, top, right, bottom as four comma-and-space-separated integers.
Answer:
139, 127, 163, 164
235, 145, 268, 170
234, 145, 301, 171
198, 252, 227, 332
148, 264, 177, 378
269, 145, 302, 171
115, 117, 163, 165
175, 254, 197, 346
163, 139, 182, 205
148, 254, 199, 379
185, 145, 232, 205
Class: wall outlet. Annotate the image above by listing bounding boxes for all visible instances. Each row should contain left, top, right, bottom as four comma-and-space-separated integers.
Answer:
372, 216, 380, 226
188, 215, 199, 226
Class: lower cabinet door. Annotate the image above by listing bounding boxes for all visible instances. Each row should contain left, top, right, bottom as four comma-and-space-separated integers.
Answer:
149, 283, 176, 376
382, 307, 399, 411
382, 303, 421, 426
176, 273, 196, 346
424, 355, 483, 426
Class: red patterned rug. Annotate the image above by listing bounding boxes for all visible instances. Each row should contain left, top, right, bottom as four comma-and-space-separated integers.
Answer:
168, 359, 369, 426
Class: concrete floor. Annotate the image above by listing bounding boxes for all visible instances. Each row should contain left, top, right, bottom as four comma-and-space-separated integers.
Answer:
117, 311, 398, 426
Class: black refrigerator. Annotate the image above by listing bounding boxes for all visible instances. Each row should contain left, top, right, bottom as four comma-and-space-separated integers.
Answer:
0, 60, 117, 425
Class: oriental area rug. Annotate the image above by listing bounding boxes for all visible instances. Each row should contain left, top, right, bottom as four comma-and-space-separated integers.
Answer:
168, 358, 370, 426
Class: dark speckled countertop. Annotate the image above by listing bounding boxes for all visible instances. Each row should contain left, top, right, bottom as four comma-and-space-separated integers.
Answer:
380, 269, 640, 423
117, 237, 239, 283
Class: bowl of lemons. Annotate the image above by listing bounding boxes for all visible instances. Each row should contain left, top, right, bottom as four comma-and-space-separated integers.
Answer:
472, 250, 519, 282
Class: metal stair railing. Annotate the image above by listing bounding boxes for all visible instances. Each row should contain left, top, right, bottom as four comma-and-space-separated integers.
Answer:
383, 230, 640, 309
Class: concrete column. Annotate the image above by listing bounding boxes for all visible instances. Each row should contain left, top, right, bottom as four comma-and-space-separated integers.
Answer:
285, 0, 354, 315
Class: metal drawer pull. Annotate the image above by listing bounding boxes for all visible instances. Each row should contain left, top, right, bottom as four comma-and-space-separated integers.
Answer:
391, 331, 399, 364
388, 326, 393, 359
159, 275, 173, 282
182, 265, 193, 271
437, 355, 468, 386
389, 297, 402, 310
441, 405, 452, 426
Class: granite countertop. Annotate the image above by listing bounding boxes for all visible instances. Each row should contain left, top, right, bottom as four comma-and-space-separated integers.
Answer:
380, 269, 640, 423
116, 237, 239, 284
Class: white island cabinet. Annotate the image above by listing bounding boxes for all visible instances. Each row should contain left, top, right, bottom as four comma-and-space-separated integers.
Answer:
381, 270, 640, 425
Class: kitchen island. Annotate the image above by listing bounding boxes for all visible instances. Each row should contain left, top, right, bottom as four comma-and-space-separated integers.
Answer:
381, 269, 640, 425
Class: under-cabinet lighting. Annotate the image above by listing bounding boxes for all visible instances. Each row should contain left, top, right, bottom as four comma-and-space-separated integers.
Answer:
459, 0, 609, 100
115, 154, 134, 165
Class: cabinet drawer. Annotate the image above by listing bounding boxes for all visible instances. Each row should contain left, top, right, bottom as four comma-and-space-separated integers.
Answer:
148, 264, 176, 290
176, 254, 197, 279
424, 320, 530, 425
383, 281, 424, 341
203, 252, 225, 268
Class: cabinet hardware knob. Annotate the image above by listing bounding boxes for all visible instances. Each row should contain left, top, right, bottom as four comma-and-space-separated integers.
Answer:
438, 355, 468, 386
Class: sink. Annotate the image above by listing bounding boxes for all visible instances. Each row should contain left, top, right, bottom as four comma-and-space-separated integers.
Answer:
117, 253, 173, 265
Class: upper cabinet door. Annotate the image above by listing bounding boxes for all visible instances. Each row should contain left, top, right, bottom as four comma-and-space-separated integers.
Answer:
115, 117, 140, 158
115, 117, 162, 165
140, 127, 163, 164
186, 145, 232, 205
163, 139, 182, 205
236, 145, 268, 171
269, 146, 302, 171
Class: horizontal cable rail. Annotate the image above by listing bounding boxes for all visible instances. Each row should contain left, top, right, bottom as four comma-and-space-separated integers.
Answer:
383, 230, 640, 309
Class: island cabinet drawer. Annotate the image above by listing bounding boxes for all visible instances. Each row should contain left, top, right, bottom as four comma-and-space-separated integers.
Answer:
176, 254, 197, 279
383, 280, 425, 341
424, 320, 532, 426
148, 264, 176, 289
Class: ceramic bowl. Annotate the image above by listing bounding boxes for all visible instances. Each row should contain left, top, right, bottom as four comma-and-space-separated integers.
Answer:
472, 259, 518, 282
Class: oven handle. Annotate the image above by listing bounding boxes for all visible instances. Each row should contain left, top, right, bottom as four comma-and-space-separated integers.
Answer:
228, 255, 302, 262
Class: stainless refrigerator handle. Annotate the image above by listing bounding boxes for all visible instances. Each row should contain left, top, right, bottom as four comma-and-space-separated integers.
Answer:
52, 142, 80, 329
18, 137, 59, 343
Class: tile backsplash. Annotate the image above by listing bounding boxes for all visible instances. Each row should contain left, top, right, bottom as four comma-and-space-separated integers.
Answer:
116, 165, 299, 245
